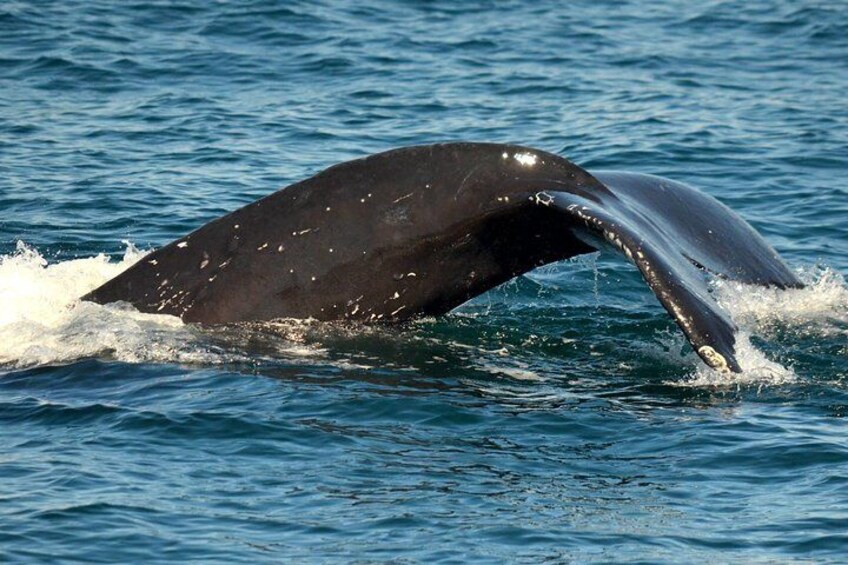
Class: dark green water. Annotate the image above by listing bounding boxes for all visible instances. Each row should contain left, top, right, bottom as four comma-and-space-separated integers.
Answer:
1, 1, 846, 562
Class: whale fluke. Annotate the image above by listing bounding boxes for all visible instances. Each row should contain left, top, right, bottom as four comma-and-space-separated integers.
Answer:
83, 143, 801, 372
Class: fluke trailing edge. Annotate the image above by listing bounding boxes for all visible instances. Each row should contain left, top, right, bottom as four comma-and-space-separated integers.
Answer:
83, 143, 802, 373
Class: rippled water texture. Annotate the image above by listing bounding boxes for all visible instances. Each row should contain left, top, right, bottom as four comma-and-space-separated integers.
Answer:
1, 1, 847, 562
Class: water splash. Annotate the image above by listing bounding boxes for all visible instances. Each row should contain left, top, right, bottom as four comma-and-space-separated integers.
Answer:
713, 266, 848, 333
679, 332, 798, 388
0, 242, 224, 369
676, 266, 847, 387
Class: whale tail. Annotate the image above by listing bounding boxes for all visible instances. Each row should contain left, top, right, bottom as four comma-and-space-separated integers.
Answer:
83, 143, 801, 373
546, 171, 800, 372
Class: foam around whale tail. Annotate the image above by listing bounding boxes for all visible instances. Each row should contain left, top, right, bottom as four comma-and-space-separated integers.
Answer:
548, 171, 802, 372
82, 143, 801, 373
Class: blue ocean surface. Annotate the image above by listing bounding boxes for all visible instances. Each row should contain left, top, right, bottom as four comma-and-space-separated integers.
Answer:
1, 0, 847, 562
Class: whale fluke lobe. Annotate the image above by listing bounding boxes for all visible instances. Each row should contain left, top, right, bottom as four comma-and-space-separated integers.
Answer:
83, 143, 801, 372
548, 171, 800, 373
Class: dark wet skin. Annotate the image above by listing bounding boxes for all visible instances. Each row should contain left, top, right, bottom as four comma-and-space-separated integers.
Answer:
83, 143, 801, 372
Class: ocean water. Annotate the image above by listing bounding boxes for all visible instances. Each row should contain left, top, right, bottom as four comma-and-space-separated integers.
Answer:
1, 0, 847, 562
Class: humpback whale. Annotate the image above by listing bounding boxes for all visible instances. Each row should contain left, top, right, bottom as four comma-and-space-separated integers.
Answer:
83, 143, 801, 373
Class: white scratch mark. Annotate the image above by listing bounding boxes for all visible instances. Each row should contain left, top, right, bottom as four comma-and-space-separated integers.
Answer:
533, 191, 554, 206
177, 242, 188, 248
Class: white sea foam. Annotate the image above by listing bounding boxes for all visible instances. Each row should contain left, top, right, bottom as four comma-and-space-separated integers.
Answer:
679, 331, 799, 388
676, 267, 847, 387
713, 266, 848, 331
0, 242, 224, 369
476, 360, 545, 381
